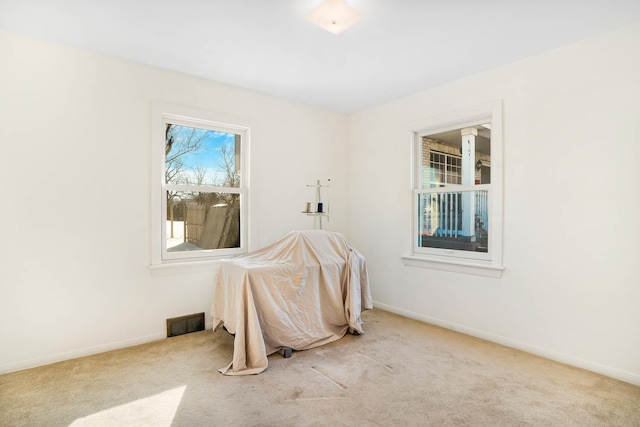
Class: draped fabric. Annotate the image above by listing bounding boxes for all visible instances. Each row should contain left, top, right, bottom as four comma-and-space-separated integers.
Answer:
210, 230, 373, 375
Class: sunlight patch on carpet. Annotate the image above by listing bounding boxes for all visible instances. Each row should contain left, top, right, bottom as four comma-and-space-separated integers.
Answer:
69, 385, 187, 427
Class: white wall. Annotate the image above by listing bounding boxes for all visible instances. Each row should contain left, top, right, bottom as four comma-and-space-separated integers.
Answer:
347, 22, 640, 385
0, 31, 348, 372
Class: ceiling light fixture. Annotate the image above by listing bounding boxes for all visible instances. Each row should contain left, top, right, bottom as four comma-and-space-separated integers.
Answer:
304, 0, 365, 35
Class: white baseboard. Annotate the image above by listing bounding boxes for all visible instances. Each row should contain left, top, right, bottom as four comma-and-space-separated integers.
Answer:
1, 321, 216, 375
372, 301, 640, 387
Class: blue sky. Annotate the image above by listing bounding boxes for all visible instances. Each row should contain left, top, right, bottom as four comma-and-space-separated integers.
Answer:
167, 124, 237, 186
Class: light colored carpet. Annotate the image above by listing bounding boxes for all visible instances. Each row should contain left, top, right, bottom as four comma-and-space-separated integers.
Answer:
1, 309, 639, 426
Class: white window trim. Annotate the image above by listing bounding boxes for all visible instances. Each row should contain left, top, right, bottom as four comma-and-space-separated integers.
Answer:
149, 102, 254, 274
402, 100, 504, 277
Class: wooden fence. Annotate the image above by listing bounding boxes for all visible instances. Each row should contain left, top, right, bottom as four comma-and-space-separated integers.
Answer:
185, 204, 240, 249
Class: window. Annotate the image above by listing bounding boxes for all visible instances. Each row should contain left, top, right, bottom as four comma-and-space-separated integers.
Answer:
404, 101, 503, 277
151, 103, 250, 268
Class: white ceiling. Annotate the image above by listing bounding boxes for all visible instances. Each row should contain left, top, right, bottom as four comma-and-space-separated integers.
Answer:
2, 0, 640, 114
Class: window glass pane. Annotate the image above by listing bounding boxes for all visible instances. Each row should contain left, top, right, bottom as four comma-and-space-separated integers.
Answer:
418, 189, 489, 253
420, 124, 490, 188
166, 190, 240, 252
165, 124, 241, 187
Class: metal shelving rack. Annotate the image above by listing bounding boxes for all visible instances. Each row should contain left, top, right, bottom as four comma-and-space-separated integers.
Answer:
302, 179, 330, 229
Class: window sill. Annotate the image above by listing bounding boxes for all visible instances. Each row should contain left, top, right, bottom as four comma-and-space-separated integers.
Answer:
402, 254, 503, 278
149, 259, 221, 277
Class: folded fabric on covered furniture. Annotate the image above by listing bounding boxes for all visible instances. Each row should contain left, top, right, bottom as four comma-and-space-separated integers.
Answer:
210, 230, 373, 375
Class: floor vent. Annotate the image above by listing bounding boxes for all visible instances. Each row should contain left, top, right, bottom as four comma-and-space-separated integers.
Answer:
166, 312, 205, 337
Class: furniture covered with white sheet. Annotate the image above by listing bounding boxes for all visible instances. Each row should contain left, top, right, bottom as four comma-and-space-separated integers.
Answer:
210, 230, 373, 375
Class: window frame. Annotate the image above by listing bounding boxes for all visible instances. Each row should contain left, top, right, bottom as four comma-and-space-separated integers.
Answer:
150, 102, 251, 271
403, 100, 504, 277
